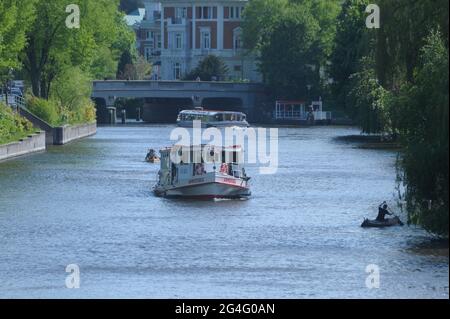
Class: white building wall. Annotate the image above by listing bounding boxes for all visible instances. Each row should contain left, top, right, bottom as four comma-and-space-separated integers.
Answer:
158, 0, 262, 82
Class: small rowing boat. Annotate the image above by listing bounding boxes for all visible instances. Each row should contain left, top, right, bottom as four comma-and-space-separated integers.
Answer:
361, 216, 404, 228
145, 149, 160, 163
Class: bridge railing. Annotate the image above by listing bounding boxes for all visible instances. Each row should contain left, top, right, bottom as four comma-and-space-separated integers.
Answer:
92, 80, 265, 94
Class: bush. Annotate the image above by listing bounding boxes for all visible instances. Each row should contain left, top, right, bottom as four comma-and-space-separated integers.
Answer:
66, 98, 97, 124
0, 103, 35, 145
25, 94, 96, 126
26, 95, 60, 126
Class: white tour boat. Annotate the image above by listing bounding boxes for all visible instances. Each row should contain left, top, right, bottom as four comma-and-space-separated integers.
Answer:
153, 144, 251, 199
177, 109, 249, 128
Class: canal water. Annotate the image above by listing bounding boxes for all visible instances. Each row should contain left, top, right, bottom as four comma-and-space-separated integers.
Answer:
0, 125, 448, 298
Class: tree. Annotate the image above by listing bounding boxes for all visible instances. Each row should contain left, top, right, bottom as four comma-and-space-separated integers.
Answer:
22, 0, 135, 98
242, 0, 340, 99
134, 55, 152, 80
184, 55, 229, 81
332, 0, 449, 236
259, 8, 320, 99
392, 31, 449, 236
51, 67, 92, 112
330, 0, 373, 111
347, 57, 389, 134
0, 0, 36, 77
375, 0, 449, 88
117, 50, 135, 79
242, 0, 289, 52
117, 53, 152, 81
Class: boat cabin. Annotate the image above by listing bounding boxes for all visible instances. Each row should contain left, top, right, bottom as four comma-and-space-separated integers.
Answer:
177, 109, 249, 127
158, 145, 246, 186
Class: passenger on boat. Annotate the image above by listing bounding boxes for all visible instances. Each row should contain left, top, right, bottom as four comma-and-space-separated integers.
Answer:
220, 163, 228, 174
146, 149, 159, 162
376, 201, 393, 221
195, 163, 206, 176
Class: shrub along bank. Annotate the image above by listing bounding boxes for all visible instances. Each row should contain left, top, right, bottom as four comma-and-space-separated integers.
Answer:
0, 103, 36, 145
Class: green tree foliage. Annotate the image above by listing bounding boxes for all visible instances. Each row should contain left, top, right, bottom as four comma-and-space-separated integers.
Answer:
242, 0, 289, 52
51, 67, 95, 123
259, 8, 320, 99
134, 56, 153, 80
0, 0, 36, 77
375, 0, 449, 87
22, 0, 134, 98
184, 55, 229, 81
242, 0, 340, 99
348, 57, 389, 134
391, 32, 449, 236
332, 0, 449, 236
117, 49, 135, 79
117, 54, 152, 80
26, 96, 60, 126
330, 0, 373, 112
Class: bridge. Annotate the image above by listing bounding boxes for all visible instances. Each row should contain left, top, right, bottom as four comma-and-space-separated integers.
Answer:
91, 80, 269, 123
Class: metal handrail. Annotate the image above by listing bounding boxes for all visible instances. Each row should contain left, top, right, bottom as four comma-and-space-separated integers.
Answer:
0, 94, 26, 111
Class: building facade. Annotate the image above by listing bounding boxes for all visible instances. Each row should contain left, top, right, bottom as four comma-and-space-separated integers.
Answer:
126, 0, 261, 82
125, 2, 162, 79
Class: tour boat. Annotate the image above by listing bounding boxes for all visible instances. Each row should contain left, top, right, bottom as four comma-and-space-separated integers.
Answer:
177, 109, 249, 128
153, 144, 251, 199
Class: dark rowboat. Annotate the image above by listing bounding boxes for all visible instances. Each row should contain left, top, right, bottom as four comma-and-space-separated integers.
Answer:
361, 216, 404, 228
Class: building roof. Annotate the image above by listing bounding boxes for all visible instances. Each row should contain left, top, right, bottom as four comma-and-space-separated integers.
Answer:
124, 8, 146, 27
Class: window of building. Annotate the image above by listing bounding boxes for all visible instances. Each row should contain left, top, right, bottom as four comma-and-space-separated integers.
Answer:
201, 30, 211, 49
157, 34, 162, 49
233, 28, 243, 50
144, 47, 152, 61
174, 62, 182, 80
234, 65, 242, 72
175, 7, 187, 19
229, 6, 245, 19
198, 6, 213, 19
175, 33, 183, 49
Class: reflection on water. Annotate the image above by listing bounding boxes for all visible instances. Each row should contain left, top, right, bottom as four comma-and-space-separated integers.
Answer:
0, 125, 448, 298
407, 239, 449, 257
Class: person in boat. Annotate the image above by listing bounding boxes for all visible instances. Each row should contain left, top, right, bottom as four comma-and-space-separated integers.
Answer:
146, 149, 158, 162
376, 201, 393, 222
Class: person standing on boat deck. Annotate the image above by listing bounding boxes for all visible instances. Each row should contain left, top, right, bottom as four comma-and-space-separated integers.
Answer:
376, 201, 392, 221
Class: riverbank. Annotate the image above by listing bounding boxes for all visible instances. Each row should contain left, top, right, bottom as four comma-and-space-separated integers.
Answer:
0, 103, 36, 145
0, 131, 46, 162
18, 106, 97, 145
53, 123, 97, 145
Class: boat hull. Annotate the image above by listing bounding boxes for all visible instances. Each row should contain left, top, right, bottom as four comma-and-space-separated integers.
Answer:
154, 181, 251, 199
361, 216, 403, 228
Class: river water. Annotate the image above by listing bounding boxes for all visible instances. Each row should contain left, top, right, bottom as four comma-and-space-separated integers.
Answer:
0, 125, 448, 298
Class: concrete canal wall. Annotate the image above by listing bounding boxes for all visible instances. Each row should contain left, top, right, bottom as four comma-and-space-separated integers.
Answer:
53, 123, 97, 145
18, 107, 54, 144
18, 107, 96, 145
0, 132, 46, 162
